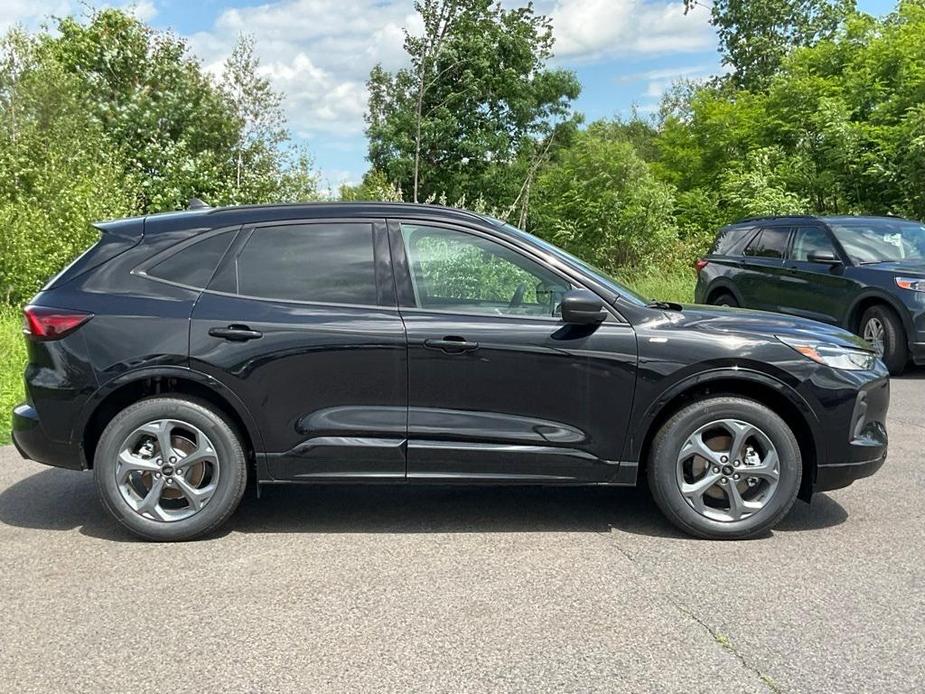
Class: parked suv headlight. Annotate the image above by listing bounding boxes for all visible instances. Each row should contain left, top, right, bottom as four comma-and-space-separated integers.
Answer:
777, 336, 877, 371
895, 277, 925, 292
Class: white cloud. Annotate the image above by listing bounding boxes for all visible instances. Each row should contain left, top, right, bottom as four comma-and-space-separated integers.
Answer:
547, 0, 714, 61
0, 1, 157, 33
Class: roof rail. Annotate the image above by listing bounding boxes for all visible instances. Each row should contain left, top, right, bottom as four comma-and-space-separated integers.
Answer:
734, 214, 815, 224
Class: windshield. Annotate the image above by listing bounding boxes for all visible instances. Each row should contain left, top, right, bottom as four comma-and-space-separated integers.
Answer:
829, 219, 925, 264
489, 219, 648, 306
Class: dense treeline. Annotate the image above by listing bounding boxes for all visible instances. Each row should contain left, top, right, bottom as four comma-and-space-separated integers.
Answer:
359, 0, 925, 278
3, 2, 925, 305
0, 10, 318, 304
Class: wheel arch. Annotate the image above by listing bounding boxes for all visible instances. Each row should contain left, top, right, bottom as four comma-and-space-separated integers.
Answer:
704, 279, 743, 305
846, 291, 912, 345
631, 370, 821, 501
76, 367, 265, 473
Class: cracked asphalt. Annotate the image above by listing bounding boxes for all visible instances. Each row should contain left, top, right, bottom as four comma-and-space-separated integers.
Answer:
1, 372, 923, 693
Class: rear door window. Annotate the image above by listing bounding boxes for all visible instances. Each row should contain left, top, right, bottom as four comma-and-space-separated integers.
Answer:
211, 222, 378, 305
744, 227, 790, 259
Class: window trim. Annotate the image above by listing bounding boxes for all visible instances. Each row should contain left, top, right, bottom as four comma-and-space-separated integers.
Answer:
387, 218, 626, 324
132, 224, 242, 292
203, 217, 394, 309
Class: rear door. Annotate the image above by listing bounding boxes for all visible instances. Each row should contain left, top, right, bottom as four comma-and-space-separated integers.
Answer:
779, 225, 855, 324
188, 218, 408, 481
738, 226, 792, 311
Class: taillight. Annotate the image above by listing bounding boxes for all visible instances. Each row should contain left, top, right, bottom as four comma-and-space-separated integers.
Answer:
22, 306, 92, 340
694, 259, 709, 272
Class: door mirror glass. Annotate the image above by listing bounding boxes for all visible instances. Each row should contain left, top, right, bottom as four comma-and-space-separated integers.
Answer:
560, 289, 607, 325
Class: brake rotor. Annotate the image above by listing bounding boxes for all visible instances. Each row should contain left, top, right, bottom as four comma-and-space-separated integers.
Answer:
139, 433, 206, 500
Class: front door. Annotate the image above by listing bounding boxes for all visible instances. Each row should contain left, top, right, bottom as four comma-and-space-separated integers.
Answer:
780, 225, 856, 324
189, 218, 408, 481
390, 221, 638, 484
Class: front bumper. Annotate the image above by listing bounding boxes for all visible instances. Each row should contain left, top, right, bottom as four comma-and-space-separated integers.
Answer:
814, 452, 886, 492
11, 403, 84, 470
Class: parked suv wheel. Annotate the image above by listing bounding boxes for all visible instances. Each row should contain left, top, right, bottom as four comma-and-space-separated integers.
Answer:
860, 305, 906, 376
647, 397, 801, 540
94, 397, 248, 541
710, 292, 738, 307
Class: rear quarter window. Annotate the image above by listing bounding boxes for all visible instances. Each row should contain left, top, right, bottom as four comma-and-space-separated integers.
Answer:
146, 230, 237, 288
711, 226, 756, 257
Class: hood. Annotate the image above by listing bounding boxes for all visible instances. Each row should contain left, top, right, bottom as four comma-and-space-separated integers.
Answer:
861, 259, 925, 275
666, 305, 872, 351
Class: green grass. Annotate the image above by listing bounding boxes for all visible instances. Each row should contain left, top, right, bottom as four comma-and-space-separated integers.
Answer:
624, 269, 697, 303
0, 308, 25, 445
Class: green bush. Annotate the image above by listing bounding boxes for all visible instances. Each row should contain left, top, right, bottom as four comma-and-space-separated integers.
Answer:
0, 308, 25, 445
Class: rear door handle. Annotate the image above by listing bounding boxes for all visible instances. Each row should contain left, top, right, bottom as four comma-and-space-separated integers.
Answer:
424, 336, 479, 353
208, 325, 263, 342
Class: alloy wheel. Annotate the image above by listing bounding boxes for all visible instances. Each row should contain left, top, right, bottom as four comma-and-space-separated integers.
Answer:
676, 419, 781, 523
115, 419, 220, 522
863, 317, 886, 357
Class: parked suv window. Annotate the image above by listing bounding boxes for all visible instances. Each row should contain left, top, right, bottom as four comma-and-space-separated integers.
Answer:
148, 230, 236, 288
744, 227, 790, 259
711, 226, 756, 256
212, 223, 377, 305
792, 226, 837, 262
401, 224, 570, 317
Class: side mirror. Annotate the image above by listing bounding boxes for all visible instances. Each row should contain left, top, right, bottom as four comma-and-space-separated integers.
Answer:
560, 289, 607, 325
807, 251, 841, 265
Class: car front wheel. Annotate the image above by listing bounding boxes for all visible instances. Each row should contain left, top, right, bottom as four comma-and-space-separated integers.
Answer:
860, 305, 906, 376
94, 397, 248, 541
647, 396, 801, 540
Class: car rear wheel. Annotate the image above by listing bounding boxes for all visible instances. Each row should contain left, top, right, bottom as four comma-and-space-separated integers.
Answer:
860, 305, 906, 376
94, 397, 248, 541
710, 292, 738, 307
647, 396, 801, 540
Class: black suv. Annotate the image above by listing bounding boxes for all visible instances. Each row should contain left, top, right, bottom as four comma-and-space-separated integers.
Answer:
12, 203, 889, 541
695, 215, 925, 375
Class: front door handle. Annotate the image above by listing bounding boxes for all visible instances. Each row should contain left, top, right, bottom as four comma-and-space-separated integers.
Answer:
208, 325, 263, 342
424, 336, 479, 353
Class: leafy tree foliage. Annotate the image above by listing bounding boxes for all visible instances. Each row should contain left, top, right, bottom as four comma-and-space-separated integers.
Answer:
365, 0, 580, 210
687, 0, 855, 89
0, 9, 318, 304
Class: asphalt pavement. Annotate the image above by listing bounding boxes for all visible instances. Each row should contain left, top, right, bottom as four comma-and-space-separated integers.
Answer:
0, 372, 923, 693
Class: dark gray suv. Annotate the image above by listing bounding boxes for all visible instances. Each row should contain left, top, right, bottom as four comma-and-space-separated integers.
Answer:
695, 215, 925, 375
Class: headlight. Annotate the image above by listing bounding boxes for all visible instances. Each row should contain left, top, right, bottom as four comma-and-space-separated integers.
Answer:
895, 277, 925, 292
777, 336, 877, 370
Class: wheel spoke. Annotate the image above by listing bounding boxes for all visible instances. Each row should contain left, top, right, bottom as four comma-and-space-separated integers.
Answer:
680, 432, 725, 467
139, 420, 176, 461
175, 442, 215, 470
727, 420, 758, 463
681, 471, 723, 510
173, 476, 215, 512
116, 450, 160, 482
135, 475, 166, 520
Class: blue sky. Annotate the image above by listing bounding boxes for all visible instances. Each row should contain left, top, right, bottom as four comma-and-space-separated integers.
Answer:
2, 1, 897, 191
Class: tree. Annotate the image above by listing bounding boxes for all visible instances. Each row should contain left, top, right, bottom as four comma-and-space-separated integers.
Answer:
530, 123, 679, 273
365, 0, 580, 211
686, 0, 855, 90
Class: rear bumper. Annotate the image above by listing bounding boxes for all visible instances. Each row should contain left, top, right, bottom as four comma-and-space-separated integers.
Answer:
11, 403, 84, 470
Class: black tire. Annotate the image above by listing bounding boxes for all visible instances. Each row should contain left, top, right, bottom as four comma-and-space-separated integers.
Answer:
94, 397, 248, 541
647, 396, 802, 540
859, 305, 906, 376
710, 292, 738, 307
